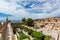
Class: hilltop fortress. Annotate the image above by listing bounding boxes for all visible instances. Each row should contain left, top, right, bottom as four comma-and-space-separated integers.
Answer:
0, 17, 60, 40
34, 17, 60, 40
34, 17, 60, 29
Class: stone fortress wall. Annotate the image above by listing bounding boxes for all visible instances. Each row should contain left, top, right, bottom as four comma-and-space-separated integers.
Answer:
34, 17, 60, 40
34, 17, 60, 29
0, 18, 14, 40
0, 18, 8, 40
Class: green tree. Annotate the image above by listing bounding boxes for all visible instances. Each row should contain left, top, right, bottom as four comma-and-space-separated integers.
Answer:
22, 18, 26, 23
25, 18, 34, 26
22, 18, 34, 26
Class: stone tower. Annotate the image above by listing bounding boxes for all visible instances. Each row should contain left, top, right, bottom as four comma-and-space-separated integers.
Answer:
6, 18, 10, 24
6, 18, 14, 40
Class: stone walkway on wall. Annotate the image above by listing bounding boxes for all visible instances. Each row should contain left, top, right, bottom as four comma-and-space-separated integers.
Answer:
58, 32, 60, 40
23, 25, 59, 40
6, 23, 15, 40
22, 30, 34, 40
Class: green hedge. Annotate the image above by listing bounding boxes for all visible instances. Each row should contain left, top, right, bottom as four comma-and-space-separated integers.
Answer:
19, 32, 30, 40
27, 29, 46, 40
19, 26, 50, 40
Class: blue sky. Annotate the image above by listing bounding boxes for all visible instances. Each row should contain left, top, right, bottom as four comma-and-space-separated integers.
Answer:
0, 0, 60, 20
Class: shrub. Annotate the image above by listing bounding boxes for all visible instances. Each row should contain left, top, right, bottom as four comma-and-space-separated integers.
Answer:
22, 18, 26, 23
19, 32, 30, 40
19, 26, 50, 40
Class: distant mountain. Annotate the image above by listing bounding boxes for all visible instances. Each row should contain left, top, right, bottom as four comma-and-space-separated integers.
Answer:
0, 20, 6, 22
10, 20, 21, 23
0, 20, 21, 23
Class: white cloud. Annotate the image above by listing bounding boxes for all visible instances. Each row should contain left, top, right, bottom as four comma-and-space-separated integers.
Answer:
0, 0, 60, 20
